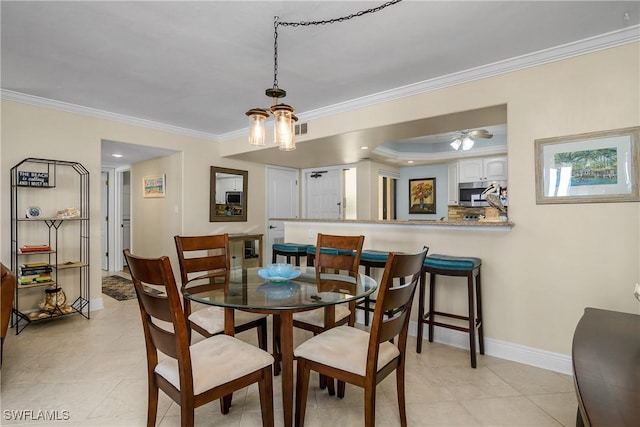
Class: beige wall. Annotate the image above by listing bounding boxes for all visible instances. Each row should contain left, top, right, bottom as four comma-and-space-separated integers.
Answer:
355, 160, 400, 220
1, 43, 638, 360
1, 102, 267, 308
248, 44, 640, 358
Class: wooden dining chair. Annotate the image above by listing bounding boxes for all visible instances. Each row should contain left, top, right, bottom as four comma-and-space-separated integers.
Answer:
1, 263, 16, 366
294, 249, 427, 427
293, 233, 364, 331
287, 233, 364, 391
174, 234, 268, 350
123, 250, 275, 427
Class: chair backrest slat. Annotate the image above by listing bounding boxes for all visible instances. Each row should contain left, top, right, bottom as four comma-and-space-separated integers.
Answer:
367, 249, 427, 371
148, 320, 180, 359
181, 256, 226, 277
380, 284, 416, 314
137, 290, 173, 323
174, 234, 230, 284
378, 312, 408, 343
315, 234, 364, 274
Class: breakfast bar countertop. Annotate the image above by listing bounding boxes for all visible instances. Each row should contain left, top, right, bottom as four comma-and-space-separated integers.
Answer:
271, 218, 514, 229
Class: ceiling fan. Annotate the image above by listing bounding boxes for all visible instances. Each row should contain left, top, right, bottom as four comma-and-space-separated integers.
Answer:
450, 129, 494, 151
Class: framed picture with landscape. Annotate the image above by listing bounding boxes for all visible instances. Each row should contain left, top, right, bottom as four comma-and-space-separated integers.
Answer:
409, 177, 436, 214
142, 174, 166, 198
535, 126, 639, 204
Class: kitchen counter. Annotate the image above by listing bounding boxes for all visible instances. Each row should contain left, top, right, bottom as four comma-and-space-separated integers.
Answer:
271, 218, 513, 229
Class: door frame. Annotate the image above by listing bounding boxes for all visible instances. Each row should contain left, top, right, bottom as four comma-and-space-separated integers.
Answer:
266, 165, 299, 260
101, 167, 116, 271
101, 166, 130, 272
101, 170, 111, 270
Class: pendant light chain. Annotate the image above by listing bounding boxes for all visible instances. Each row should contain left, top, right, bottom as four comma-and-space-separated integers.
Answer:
249, 0, 403, 149
277, 0, 403, 27
271, 0, 402, 90
273, 16, 280, 90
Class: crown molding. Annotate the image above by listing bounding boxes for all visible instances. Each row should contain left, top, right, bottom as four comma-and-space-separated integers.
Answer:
3, 25, 637, 143
293, 25, 639, 125
0, 89, 220, 142
372, 144, 508, 164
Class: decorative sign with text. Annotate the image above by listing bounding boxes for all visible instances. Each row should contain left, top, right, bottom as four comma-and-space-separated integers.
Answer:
18, 171, 49, 187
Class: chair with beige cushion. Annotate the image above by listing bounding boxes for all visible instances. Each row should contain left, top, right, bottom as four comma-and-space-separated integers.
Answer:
123, 250, 274, 427
174, 234, 268, 350
284, 234, 363, 392
294, 249, 427, 427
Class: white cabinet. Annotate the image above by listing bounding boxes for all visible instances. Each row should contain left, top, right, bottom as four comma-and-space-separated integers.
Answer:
215, 177, 243, 204
447, 162, 459, 205
458, 156, 508, 182
484, 157, 508, 181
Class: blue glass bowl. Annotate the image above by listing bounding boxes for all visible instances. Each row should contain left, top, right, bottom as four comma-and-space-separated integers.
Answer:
267, 263, 293, 276
258, 264, 301, 282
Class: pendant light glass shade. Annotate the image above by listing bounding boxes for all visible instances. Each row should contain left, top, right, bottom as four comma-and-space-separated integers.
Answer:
272, 104, 295, 151
450, 138, 462, 150
246, 108, 269, 146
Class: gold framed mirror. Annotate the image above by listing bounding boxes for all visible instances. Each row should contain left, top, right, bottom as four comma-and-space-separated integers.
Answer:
209, 166, 248, 222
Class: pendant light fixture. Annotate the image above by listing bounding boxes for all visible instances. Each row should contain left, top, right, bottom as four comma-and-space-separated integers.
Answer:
246, 16, 297, 150
246, 0, 403, 151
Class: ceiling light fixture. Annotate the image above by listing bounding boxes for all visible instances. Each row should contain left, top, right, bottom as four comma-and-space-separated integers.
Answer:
246, 0, 403, 151
450, 129, 493, 151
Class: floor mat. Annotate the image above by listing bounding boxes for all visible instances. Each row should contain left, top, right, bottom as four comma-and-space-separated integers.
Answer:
102, 275, 162, 301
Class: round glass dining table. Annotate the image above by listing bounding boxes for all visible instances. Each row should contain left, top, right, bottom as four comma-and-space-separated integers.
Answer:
182, 266, 377, 427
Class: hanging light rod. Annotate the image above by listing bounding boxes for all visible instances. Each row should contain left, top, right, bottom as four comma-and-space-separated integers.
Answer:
246, 0, 403, 151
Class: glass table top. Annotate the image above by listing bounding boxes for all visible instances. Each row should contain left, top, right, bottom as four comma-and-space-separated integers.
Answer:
181, 266, 377, 312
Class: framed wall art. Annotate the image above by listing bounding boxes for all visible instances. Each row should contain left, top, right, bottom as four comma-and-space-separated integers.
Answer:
143, 174, 166, 198
409, 177, 436, 214
535, 126, 639, 204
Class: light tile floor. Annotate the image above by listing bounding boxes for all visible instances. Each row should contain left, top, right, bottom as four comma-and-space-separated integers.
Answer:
1, 272, 578, 426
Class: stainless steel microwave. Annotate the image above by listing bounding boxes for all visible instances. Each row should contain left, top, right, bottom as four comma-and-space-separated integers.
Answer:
458, 181, 506, 207
225, 191, 243, 205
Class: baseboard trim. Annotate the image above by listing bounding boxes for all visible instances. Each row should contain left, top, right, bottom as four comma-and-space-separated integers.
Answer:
89, 297, 104, 313
406, 320, 573, 375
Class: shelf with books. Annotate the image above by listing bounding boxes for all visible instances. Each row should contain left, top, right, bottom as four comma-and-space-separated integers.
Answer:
19, 281, 57, 289
10, 158, 90, 334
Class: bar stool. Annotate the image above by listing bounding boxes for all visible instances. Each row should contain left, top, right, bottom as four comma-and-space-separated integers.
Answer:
272, 243, 314, 266
416, 254, 484, 368
357, 250, 389, 326
305, 246, 355, 267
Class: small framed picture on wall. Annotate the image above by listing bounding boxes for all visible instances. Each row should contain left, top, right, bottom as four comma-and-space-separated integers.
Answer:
409, 177, 436, 214
143, 174, 166, 198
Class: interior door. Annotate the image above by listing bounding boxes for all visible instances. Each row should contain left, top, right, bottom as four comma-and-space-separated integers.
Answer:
267, 166, 299, 262
306, 169, 342, 219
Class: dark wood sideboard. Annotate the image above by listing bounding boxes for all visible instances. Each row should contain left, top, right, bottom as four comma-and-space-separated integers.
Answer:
572, 308, 640, 427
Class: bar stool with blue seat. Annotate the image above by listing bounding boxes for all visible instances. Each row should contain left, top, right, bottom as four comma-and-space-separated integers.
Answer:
416, 253, 484, 368
272, 243, 314, 266
305, 246, 355, 267
357, 249, 390, 326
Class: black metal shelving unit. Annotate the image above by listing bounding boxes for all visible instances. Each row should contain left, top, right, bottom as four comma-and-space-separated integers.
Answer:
10, 158, 90, 334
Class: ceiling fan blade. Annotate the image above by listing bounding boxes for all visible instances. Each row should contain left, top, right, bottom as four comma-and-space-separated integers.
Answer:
468, 129, 493, 139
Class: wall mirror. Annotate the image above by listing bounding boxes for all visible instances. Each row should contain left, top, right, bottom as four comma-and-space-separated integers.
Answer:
210, 166, 248, 222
